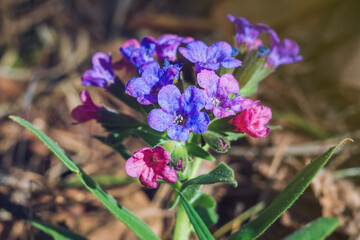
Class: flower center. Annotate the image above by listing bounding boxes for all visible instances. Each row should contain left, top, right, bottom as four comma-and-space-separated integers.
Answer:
173, 115, 184, 125
211, 98, 221, 107
152, 153, 162, 163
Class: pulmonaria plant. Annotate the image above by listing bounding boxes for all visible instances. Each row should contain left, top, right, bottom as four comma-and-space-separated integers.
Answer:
68, 14, 307, 240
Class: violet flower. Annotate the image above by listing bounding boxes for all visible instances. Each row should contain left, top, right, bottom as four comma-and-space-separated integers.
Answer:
265, 30, 303, 68
119, 37, 156, 69
230, 102, 272, 138
71, 90, 101, 123
125, 146, 177, 189
197, 70, 254, 117
81, 52, 114, 88
179, 40, 242, 72
114, 39, 140, 72
126, 61, 181, 105
228, 14, 270, 51
151, 34, 194, 61
148, 85, 210, 141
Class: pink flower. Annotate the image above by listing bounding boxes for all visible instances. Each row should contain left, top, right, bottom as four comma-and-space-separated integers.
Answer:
125, 147, 177, 189
230, 103, 272, 138
71, 90, 101, 123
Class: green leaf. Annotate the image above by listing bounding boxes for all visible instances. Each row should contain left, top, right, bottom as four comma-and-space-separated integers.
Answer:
192, 193, 217, 209
29, 220, 87, 240
95, 133, 132, 160
178, 191, 215, 240
9, 116, 80, 173
169, 185, 200, 210
10, 116, 160, 240
59, 174, 136, 188
98, 109, 142, 132
229, 138, 353, 240
132, 126, 168, 147
207, 116, 236, 133
283, 217, 339, 240
181, 162, 238, 190
224, 132, 246, 141
194, 206, 219, 228
185, 143, 215, 161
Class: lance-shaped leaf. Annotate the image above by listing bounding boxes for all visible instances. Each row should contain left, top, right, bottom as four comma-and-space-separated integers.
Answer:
132, 126, 168, 147
98, 109, 142, 132
181, 162, 237, 190
29, 220, 87, 240
229, 138, 353, 240
10, 116, 160, 240
185, 143, 215, 161
283, 217, 339, 240
178, 191, 215, 240
95, 132, 132, 160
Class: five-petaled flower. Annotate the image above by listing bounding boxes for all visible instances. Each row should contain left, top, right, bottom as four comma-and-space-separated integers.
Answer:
198, 70, 254, 117
228, 14, 270, 51
230, 102, 272, 138
148, 85, 210, 141
126, 61, 181, 105
71, 90, 101, 123
265, 31, 303, 69
81, 52, 115, 88
119, 37, 156, 69
179, 40, 242, 73
125, 146, 177, 189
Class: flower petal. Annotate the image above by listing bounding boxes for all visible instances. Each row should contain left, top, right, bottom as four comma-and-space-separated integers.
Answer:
206, 41, 232, 62
179, 41, 208, 63
220, 57, 242, 68
139, 167, 158, 189
81, 70, 108, 88
125, 156, 147, 178
159, 166, 177, 183
125, 77, 152, 97
158, 85, 181, 114
148, 109, 173, 131
197, 70, 219, 96
185, 112, 209, 133
153, 146, 172, 164
180, 86, 206, 114
167, 125, 189, 141
218, 74, 239, 94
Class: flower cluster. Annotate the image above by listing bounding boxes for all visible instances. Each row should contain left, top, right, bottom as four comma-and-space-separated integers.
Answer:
71, 16, 302, 188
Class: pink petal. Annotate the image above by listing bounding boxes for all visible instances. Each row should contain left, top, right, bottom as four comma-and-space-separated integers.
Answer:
125, 156, 147, 177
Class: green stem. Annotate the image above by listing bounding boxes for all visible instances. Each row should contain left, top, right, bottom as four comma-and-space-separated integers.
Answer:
173, 145, 210, 240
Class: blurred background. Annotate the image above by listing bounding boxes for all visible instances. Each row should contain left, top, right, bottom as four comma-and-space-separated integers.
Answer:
0, 0, 359, 239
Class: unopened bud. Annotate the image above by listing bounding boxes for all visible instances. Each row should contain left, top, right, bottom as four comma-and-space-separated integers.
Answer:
202, 131, 230, 153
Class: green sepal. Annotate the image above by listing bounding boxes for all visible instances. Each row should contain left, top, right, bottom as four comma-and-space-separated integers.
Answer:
202, 131, 230, 153
185, 143, 215, 161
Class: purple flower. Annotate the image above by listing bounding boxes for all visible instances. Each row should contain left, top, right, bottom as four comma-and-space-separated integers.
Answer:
125, 146, 177, 189
148, 85, 210, 141
126, 61, 181, 105
197, 70, 254, 117
119, 37, 156, 69
81, 52, 114, 88
265, 30, 303, 68
228, 14, 270, 51
114, 39, 140, 72
179, 41, 242, 72
151, 34, 194, 61
71, 90, 101, 123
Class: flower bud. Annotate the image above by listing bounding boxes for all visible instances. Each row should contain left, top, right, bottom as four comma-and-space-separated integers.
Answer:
202, 131, 230, 153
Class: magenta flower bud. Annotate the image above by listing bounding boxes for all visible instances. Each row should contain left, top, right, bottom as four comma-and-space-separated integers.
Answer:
125, 146, 177, 189
231, 103, 272, 138
71, 90, 101, 123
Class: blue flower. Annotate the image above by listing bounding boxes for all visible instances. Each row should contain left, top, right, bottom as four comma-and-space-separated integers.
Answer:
152, 34, 194, 61
126, 61, 181, 105
179, 40, 242, 72
148, 85, 210, 141
81, 52, 114, 88
119, 37, 156, 69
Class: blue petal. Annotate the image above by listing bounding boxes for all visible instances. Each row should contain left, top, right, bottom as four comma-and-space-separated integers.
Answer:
148, 109, 173, 131
180, 86, 206, 114
158, 85, 181, 114
125, 77, 152, 97
179, 41, 207, 63
167, 125, 189, 141
185, 112, 209, 133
